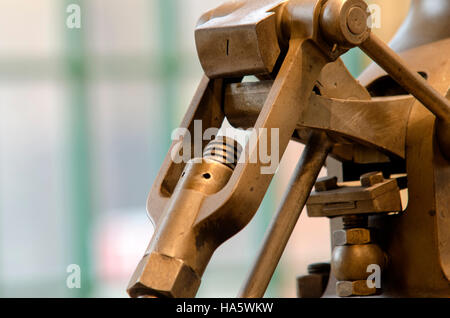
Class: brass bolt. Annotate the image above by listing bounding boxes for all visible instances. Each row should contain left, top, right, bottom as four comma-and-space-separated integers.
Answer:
360, 171, 384, 187
315, 176, 339, 192
336, 280, 376, 297
127, 252, 201, 298
334, 228, 371, 246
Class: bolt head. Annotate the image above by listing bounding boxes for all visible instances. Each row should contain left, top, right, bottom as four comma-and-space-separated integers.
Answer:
127, 252, 201, 298
315, 176, 339, 192
320, 0, 370, 48
336, 280, 376, 297
334, 228, 371, 246
360, 171, 384, 187
331, 244, 386, 281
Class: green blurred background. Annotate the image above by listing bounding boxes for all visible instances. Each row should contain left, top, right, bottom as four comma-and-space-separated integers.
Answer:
0, 0, 410, 297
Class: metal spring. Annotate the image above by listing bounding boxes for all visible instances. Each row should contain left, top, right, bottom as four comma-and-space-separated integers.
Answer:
203, 136, 242, 170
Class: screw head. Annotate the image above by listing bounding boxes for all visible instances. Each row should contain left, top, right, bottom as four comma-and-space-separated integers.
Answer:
336, 280, 376, 297
127, 252, 201, 298
346, 7, 367, 35
360, 171, 384, 187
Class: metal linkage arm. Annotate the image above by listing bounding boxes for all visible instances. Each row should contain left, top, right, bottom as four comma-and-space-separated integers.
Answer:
320, 0, 450, 158
238, 131, 333, 298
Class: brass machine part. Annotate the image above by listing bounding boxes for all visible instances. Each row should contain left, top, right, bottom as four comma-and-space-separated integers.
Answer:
238, 131, 333, 298
127, 138, 241, 298
132, 0, 341, 299
358, 34, 450, 159
320, 0, 450, 129
307, 173, 391, 297
221, 0, 450, 160
306, 173, 402, 218
332, 243, 386, 281
129, 0, 450, 298
336, 280, 376, 298
331, 217, 387, 297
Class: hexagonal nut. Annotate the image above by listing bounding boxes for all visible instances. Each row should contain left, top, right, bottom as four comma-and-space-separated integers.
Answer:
360, 171, 384, 187
127, 252, 201, 298
333, 228, 371, 246
336, 280, 376, 297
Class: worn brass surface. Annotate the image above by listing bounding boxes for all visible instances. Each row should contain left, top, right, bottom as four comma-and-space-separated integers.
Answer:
306, 178, 402, 218
128, 156, 235, 297
360, 172, 384, 188
360, 34, 450, 134
336, 280, 376, 297
338, 40, 450, 298
195, 0, 286, 78
225, 82, 414, 160
131, 0, 337, 298
129, 0, 450, 298
331, 244, 386, 282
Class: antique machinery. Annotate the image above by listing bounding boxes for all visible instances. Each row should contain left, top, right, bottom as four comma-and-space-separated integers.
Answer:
128, 0, 450, 298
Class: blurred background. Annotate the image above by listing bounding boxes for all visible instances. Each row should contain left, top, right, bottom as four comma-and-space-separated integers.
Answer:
0, 0, 411, 297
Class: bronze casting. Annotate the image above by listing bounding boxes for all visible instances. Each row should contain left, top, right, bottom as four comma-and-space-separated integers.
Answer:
128, 0, 450, 298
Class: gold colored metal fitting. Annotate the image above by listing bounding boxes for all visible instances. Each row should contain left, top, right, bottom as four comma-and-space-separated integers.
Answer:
127, 253, 201, 298
331, 244, 386, 281
320, 0, 370, 48
336, 280, 376, 297
360, 171, 384, 187
307, 177, 402, 218
334, 228, 371, 246
128, 137, 242, 299
346, 7, 367, 35
180, 158, 234, 195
